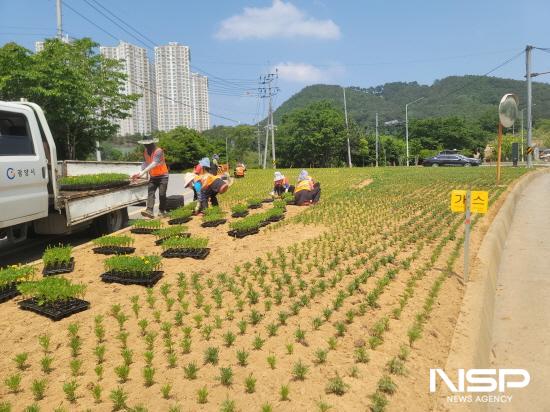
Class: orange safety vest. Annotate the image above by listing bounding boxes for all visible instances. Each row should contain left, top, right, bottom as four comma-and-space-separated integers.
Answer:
200, 173, 219, 189
143, 148, 169, 177
295, 177, 313, 193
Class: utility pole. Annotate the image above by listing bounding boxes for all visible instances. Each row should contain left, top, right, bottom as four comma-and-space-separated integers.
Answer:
520, 109, 524, 162
526, 45, 533, 168
375, 113, 379, 167
56, 0, 63, 39
256, 124, 261, 167
405, 97, 424, 167
259, 71, 279, 169
342, 87, 352, 167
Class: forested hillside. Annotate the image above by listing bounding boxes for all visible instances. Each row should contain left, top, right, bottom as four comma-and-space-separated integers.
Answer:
274, 75, 550, 129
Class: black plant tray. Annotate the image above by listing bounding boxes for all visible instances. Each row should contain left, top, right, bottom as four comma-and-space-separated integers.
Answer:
201, 219, 227, 228
60, 181, 129, 191
168, 216, 192, 225
43, 258, 75, 276
268, 215, 285, 223
161, 248, 210, 259
285, 200, 296, 205
101, 271, 164, 287
92, 246, 135, 255
259, 221, 271, 228
248, 204, 262, 209
130, 227, 157, 234
19, 297, 90, 321
262, 198, 274, 203
231, 211, 249, 218
228, 228, 260, 238
0, 284, 20, 303
154, 233, 191, 246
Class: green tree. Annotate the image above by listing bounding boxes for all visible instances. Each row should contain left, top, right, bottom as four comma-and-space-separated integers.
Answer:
277, 101, 351, 167
0, 38, 138, 159
157, 127, 213, 170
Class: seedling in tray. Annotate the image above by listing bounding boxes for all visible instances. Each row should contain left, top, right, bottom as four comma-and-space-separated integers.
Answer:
168, 206, 194, 225
130, 219, 162, 234
102, 255, 163, 287
42, 244, 74, 275
92, 235, 135, 255
231, 204, 249, 218
201, 207, 227, 227
247, 198, 263, 209
228, 215, 263, 238
161, 237, 210, 259
58, 173, 129, 191
0, 265, 35, 303
153, 225, 190, 245
17, 277, 89, 321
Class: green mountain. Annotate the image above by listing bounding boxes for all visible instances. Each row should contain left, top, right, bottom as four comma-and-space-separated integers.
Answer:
273, 75, 550, 129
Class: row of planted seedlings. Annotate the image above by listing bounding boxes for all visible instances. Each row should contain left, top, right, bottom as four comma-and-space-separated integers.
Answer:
366, 189, 505, 411
93, 184, 451, 410
228, 200, 287, 238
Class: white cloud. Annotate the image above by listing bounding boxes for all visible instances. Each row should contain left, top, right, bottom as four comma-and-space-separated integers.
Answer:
273, 62, 344, 83
215, 0, 341, 40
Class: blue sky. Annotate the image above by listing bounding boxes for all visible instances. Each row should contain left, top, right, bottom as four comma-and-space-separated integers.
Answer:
2, 0, 550, 126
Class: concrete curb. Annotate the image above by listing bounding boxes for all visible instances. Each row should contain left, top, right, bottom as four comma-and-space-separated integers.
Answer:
436, 169, 549, 411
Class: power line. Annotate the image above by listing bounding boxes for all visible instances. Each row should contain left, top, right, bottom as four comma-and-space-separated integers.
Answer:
63, 1, 119, 41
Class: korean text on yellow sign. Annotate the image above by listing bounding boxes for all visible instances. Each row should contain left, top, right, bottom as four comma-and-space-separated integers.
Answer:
450, 190, 466, 213
470, 191, 489, 214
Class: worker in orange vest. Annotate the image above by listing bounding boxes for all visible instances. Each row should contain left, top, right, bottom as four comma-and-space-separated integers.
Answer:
131, 136, 169, 218
234, 162, 246, 178
197, 157, 229, 211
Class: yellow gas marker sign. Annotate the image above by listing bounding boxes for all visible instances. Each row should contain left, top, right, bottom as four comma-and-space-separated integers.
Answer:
450, 190, 488, 214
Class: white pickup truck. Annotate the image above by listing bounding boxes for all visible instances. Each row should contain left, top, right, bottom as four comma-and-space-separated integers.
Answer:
0, 101, 148, 245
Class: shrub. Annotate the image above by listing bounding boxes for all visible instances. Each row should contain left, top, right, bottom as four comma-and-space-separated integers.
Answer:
202, 206, 225, 223
377, 375, 397, 395
203, 347, 219, 365
325, 374, 349, 396
4, 373, 21, 393
231, 204, 248, 214
247, 198, 262, 207
292, 360, 308, 381
280, 384, 290, 401
17, 277, 86, 304
184, 362, 199, 380
244, 373, 256, 393
168, 207, 193, 220
218, 366, 233, 387
31, 378, 47, 401
197, 386, 208, 404
42, 245, 72, 266
109, 387, 128, 411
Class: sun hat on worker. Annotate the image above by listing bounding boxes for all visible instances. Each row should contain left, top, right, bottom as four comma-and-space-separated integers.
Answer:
298, 170, 309, 181
274, 171, 284, 182
137, 136, 159, 145
182, 172, 195, 188
199, 157, 211, 168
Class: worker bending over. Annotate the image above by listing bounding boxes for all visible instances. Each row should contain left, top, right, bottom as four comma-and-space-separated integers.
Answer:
132, 136, 169, 218
197, 157, 229, 211
294, 170, 321, 206
272, 171, 294, 197
234, 162, 246, 178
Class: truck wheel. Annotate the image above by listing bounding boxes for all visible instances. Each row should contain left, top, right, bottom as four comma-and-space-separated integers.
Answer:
7, 223, 28, 244
91, 208, 129, 236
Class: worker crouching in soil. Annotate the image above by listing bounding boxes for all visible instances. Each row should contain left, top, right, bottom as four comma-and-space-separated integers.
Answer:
197, 157, 229, 211
272, 171, 294, 197
294, 169, 321, 206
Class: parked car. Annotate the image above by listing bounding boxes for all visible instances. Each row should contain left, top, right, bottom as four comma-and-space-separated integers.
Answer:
422, 153, 481, 167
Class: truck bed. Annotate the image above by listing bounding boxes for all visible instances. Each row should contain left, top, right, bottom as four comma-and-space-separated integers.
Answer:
57, 179, 148, 201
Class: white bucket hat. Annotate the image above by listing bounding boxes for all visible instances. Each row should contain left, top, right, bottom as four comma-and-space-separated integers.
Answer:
137, 136, 159, 145
274, 171, 284, 181
182, 172, 195, 188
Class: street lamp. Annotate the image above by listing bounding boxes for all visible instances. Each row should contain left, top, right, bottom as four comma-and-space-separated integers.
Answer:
405, 97, 425, 167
